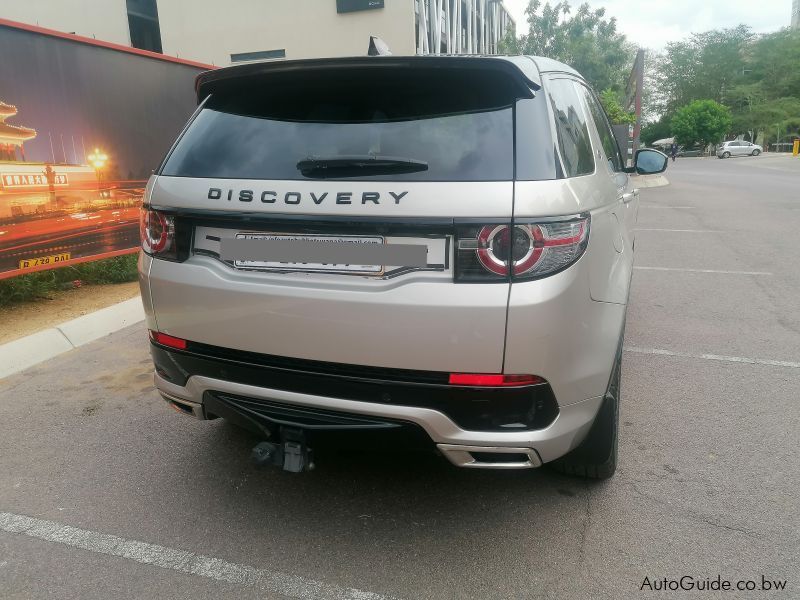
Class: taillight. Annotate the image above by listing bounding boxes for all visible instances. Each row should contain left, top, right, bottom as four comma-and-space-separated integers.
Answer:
140, 209, 173, 255
456, 215, 589, 281
140, 208, 182, 260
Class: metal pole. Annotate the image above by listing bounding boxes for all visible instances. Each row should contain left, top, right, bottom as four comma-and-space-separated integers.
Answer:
632, 49, 645, 157
455, 0, 461, 53
445, 0, 451, 53
466, 0, 472, 53
435, 0, 443, 53
417, 0, 428, 54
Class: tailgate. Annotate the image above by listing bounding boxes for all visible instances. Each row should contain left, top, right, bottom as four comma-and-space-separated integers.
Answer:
148, 178, 513, 373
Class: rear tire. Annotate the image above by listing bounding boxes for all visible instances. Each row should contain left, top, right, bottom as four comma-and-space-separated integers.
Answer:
752, 149, 760, 156
549, 341, 621, 480
722, 151, 731, 158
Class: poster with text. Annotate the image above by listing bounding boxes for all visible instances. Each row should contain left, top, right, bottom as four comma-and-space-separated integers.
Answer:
0, 20, 209, 279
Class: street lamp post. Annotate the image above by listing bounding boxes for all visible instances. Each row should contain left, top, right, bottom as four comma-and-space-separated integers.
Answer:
87, 147, 108, 199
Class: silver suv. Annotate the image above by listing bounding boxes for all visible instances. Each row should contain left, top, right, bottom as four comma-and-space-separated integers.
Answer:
139, 56, 667, 478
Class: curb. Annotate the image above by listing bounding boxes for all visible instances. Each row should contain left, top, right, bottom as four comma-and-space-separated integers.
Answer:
633, 174, 669, 189
0, 296, 144, 380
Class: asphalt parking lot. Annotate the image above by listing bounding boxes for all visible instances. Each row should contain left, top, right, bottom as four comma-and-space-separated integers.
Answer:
1, 154, 798, 599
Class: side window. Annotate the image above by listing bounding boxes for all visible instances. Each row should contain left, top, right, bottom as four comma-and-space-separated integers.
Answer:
579, 85, 625, 172
546, 78, 594, 177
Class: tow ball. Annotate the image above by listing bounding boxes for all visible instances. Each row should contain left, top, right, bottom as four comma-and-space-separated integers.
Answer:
251, 427, 314, 473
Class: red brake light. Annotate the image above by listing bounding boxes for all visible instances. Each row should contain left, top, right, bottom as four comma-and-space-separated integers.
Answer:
449, 373, 544, 387
149, 330, 187, 350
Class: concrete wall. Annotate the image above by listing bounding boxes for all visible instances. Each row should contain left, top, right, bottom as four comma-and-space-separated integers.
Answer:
0, 0, 131, 45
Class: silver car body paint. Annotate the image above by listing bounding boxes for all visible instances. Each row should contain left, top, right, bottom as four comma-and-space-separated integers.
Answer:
139, 56, 638, 468
150, 177, 514, 218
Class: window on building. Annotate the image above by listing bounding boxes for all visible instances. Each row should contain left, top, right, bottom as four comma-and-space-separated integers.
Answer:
230, 50, 287, 63
127, 0, 162, 53
546, 78, 594, 177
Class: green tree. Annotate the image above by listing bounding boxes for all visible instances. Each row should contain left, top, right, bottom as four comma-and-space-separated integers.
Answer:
640, 115, 673, 146
599, 89, 635, 124
670, 100, 732, 147
502, 1, 634, 92
649, 26, 800, 146
654, 26, 753, 114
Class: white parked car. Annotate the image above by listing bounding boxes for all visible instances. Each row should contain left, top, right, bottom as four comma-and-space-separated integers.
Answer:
717, 140, 762, 158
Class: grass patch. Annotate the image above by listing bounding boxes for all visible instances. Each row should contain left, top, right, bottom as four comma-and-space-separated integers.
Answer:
0, 254, 139, 306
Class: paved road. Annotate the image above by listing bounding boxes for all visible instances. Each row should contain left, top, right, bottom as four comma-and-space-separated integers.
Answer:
1, 155, 798, 599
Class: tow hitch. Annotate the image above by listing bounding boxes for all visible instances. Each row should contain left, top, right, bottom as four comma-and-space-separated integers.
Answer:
251, 427, 314, 473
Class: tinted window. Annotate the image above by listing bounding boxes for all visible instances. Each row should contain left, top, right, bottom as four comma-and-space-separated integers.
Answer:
579, 85, 624, 172
545, 78, 594, 177
515, 97, 561, 181
162, 69, 519, 182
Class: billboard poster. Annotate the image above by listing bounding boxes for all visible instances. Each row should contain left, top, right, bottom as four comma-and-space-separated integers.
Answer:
0, 19, 211, 279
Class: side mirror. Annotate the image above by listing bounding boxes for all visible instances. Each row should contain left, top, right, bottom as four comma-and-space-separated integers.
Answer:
630, 148, 669, 175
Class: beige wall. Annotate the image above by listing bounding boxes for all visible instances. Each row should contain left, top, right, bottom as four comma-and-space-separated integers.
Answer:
0, 0, 131, 45
157, 1, 417, 65
0, 0, 416, 65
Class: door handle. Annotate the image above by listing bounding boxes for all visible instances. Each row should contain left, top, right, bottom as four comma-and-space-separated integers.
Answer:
620, 192, 636, 204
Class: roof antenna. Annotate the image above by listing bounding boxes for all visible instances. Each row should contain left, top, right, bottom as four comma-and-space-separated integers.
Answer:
368, 36, 392, 56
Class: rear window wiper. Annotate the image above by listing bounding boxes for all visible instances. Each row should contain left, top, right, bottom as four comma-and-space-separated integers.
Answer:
296, 155, 429, 178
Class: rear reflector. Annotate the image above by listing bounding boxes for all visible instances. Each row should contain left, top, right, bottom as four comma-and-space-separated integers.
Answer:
149, 330, 188, 350
448, 373, 544, 387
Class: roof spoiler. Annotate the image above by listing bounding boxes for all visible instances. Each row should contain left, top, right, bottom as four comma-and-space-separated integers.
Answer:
195, 55, 541, 102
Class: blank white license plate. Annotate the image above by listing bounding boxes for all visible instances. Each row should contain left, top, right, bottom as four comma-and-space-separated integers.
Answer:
233, 233, 384, 273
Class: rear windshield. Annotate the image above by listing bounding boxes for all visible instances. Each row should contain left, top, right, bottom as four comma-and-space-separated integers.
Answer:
161, 68, 521, 182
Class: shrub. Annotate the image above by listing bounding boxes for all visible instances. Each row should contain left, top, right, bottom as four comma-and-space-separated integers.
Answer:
0, 253, 139, 306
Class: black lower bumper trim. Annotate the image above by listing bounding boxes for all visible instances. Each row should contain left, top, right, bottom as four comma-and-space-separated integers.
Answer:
206, 392, 403, 431
151, 341, 559, 432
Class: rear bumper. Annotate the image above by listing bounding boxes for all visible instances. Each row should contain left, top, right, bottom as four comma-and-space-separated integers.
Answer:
150, 342, 603, 467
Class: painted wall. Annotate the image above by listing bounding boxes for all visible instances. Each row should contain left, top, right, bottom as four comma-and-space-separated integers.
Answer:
156, 0, 416, 65
0, 0, 131, 45
0, 0, 417, 66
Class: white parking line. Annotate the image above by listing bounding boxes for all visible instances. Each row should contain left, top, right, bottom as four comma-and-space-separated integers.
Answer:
624, 346, 800, 369
0, 512, 395, 600
635, 228, 722, 233
634, 266, 773, 276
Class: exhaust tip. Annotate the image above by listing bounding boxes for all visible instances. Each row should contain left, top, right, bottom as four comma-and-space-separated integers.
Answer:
159, 392, 204, 419
437, 444, 542, 469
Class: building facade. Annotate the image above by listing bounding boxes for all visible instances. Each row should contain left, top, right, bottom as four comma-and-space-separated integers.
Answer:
0, 0, 514, 66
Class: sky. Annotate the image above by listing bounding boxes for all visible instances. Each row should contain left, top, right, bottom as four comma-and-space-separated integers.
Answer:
503, 0, 794, 50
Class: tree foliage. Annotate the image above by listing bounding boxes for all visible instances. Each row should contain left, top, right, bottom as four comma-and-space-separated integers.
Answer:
599, 89, 635, 124
640, 115, 672, 146
648, 26, 800, 146
502, 1, 635, 92
670, 100, 731, 147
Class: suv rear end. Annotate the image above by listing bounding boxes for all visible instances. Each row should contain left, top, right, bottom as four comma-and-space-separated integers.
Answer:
140, 55, 637, 477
